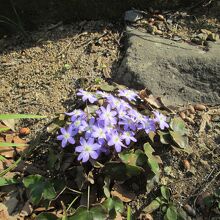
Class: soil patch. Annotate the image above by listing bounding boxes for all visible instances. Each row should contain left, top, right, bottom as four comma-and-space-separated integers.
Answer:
0, 21, 121, 131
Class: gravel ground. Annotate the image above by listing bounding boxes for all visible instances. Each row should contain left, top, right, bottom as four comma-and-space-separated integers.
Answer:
0, 21, 122, 129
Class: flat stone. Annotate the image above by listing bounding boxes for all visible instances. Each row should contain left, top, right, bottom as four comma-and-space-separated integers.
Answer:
114, 26, 220, 105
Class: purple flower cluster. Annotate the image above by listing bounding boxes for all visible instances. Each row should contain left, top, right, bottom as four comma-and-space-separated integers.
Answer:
57, 89, 169, 163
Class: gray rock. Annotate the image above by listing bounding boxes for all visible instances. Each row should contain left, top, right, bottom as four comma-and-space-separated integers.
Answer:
114, 26, 220, 105
124, 10, 143, 22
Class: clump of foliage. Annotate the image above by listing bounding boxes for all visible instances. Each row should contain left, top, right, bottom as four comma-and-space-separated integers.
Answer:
0, 84, 190, 219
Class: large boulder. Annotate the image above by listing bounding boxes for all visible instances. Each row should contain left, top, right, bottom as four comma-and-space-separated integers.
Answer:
115, 27, 220, 105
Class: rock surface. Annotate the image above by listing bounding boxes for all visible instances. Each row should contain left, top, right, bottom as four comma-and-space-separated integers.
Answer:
115, 27, 220, 105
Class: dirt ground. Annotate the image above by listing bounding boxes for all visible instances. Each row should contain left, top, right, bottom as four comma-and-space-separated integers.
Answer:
0, 21, 122, 130
0, 15, 219, 219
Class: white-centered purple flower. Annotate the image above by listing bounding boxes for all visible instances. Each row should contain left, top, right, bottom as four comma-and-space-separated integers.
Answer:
70, 116, 83, 129
140, 116, 156, 134
153, 111, 169, 130
96, 104, 117, 125
117, 107, 127, 119
107, 95, 122, 109
96, 91, 111, 98
77, 89, 97, 103
92, 125, 107, 140
75, 137, 101, 162
80, 117, 96, 139
121, 130, 137, 145
118, 89, 138, 102
107, 131, 126, 152
65, 109, 86, 118
57, 126, 77, 148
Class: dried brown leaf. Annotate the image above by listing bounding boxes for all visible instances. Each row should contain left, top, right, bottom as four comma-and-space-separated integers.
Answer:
0, 203, 10, 220
111, 184, 135, 203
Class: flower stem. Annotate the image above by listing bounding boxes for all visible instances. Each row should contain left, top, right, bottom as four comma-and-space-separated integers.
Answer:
87, 184, 90, 210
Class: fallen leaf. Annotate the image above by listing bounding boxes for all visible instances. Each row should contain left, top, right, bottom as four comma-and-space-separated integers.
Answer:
140, 213, 153, 220
0, 136, 15, 158
0, 203, 10, 220
20, 201, 33, 217
111, 184, 135, 202
1, 119, 16, 131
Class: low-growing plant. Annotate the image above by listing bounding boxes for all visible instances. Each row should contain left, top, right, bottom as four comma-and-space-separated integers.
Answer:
51, 87, 173, 218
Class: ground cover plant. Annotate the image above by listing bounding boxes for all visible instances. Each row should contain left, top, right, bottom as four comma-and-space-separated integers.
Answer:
30, 83, 191, 219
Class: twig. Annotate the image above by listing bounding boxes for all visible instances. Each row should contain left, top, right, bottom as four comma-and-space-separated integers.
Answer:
56, 26, 85, 58
192, 169, 220, 206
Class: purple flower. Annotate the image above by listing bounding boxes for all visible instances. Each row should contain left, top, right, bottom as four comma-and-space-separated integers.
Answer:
153, 111, 169, 130
80, 117, 96, 139
117, 107, 127, 119
92, 124, 107, 140
119, 116, 136, 131
121, 130, 137, 145
96, 91, 111, 98
107, 131, 126, 152
75, 137, 101, 162
71, 116, 85, 129
57, 126, 77, 148
96, 104, 117, 125
107, 95, 122, 110
65, 109, 86, 118
77, 89, 97, 103
140, 117, 156, 134
118, 89, 138, 102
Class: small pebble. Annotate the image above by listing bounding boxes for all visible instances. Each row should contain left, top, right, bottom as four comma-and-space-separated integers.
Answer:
179, 111, 186, 119
188, 105, 195, 114
194, 104, 206, 111
182, 159, 190, 170
19, 127, 31, 136
183, 204, 196, 217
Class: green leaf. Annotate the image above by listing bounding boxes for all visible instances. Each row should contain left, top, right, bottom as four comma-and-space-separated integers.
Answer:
144, 143, 160, 175
0, 177, 19, 186
0, 127, 10, 133
0, 142, 27, 147
170, 117, 187, 135
170, 131, 188, 148
160, 186, 170, 201
119, 150, 147, 168
99, 84, 115, 92
103, 162, 144, 181
103, 177, 110, 198
43, 182, 56, 200
102, 197, 124, 213
158, 131, 170, 145
165, 205, 177, 220
69, 205, 107, 220
36, 212, 58, 220
0, 114, 46, 120
148, 157, 160, 174
23, 175, 56, 205
143, 143, 155, 156
143, 197, 163, 213
90, 205, 107, 220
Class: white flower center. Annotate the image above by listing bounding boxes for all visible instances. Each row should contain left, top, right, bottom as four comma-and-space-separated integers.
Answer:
64, 133, 70, 139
